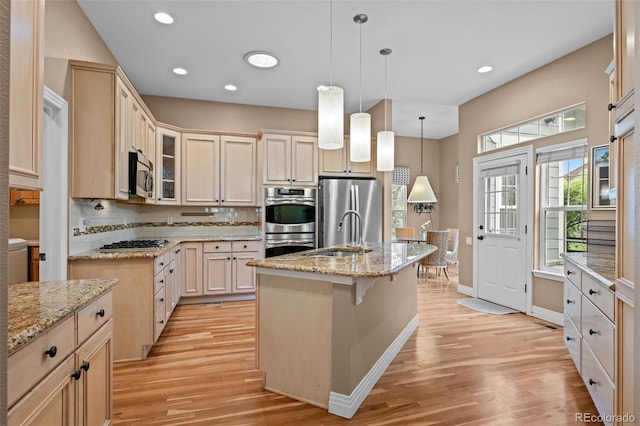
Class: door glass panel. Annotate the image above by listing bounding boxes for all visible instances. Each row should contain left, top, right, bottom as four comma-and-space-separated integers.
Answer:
484, 173, 518, 236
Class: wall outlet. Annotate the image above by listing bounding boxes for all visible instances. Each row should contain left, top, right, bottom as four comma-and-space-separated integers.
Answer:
167, 216, 173, 225
466, 236, 473, 246
79, 218, 88, 233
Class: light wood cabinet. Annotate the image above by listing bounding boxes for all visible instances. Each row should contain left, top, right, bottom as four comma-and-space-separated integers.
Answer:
181, 241, 261, 298
262, 132, 318, 186
71, 61, 155, 200
614, 0, 635, 105
182, 133, 257, 206
616, 289, 634, 424
8, 291, 114, 426
319, 136, 376, 178
156, 125, 182, 205
9, 0, 44, 190
28, 245, 39, 282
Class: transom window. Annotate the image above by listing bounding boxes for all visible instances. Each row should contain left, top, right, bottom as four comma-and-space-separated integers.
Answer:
481, 104, 585, 152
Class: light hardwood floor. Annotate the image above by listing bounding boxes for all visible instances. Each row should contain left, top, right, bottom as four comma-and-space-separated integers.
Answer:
113, 269, 601, 425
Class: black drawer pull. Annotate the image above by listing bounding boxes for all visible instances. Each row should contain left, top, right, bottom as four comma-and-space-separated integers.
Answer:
215, 245, 219, 249
160, 279, 164, 284
160, 320, 164, 324
588, 378, 597, 386
71, 370, 82, 380
169, 269, 174, 274
81, 361, 90, 372
566, 299, 574, 305
566, 336, 574, 342
588, 289, 598, 296
160, 298, 164, 302
45, 346, 57, 358
159, 262, 164, 266
227, 257, 231, 260
607, 103, 616, 111
589, 328, 598, 336
97, 309, 105, 318
566, 270, 575, 275
243, 245, 247, 248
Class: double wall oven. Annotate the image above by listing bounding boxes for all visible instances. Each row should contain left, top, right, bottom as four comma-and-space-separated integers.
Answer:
264, 187, 316, 257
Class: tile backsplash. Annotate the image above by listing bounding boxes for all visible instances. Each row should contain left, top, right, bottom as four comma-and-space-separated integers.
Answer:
69, 199, 261, 254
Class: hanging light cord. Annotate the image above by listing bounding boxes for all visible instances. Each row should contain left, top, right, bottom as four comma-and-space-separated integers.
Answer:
419, 116, 425, 174
329, 0, 333, 86
384, 54, 387, 131
358, 21, 363, 113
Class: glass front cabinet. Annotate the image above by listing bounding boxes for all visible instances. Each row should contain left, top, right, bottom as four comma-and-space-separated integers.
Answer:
156, 126, 181, 205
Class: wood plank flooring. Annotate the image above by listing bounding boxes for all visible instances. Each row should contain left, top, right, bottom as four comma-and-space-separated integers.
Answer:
113, 270, 601, 425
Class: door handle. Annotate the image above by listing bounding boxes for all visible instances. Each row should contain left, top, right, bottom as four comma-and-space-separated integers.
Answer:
479, 225, 484, 230
477, 235, 484, 240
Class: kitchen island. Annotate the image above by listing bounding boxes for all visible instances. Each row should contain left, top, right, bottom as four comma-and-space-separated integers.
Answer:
248, 242, 436, 419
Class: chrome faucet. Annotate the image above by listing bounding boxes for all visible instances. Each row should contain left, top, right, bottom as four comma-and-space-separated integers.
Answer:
337, 209, 365, 252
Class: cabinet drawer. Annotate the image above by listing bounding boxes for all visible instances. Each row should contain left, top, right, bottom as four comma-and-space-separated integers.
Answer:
582, 273, 614, 321
564, 281, 581, 330
154, 286, 166, 314
8, 315, 75, 407
154, 253, 167, 273
154, 303, 167, 342
582, 343, 614, 425
232, 240, 261, 252
154, 272, 165, 294
563, 314, 581, 375
204, 241, 232, 253
76, 291, 113, 346
564, 264, 582, 288
582, 298, 615, 380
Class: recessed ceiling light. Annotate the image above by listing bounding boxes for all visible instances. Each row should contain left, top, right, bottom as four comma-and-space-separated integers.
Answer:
244, 51, 278, 69
173, 67, 187, 75
154, 12, 174, 24
477, 65, 493, 73
225, 84, 238, 91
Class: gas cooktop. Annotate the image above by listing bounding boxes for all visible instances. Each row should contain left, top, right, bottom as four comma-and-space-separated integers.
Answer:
99, 239, 169, 252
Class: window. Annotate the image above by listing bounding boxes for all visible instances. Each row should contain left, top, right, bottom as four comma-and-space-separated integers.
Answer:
481, 104, 586, 153
391, 184, 407, 238
537, 141, 588, 272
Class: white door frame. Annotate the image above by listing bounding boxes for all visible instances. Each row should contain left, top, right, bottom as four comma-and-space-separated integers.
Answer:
472, 145, 534, 314
40, 86, 68, 281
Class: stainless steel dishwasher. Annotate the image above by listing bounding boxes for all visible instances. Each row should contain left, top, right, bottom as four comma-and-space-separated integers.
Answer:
8, 238, 28, 284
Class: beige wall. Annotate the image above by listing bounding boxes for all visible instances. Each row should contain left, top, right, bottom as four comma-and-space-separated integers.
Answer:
8, 207, 39, 240
438, 133, 459, 231
457, 35, 613, 314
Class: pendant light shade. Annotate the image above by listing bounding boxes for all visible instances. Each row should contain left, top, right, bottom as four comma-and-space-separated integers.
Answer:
376, 130, 394, 171
350, 13, 370, 162
376, 48, 394, 172
408, 116, 437, 214
350, 112, 371, 162
318, 86, 344, 149
318, 0, 344, 150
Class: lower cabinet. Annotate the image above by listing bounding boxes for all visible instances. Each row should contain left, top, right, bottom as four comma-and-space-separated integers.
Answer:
8, 291, 113, 426
181, 240, 261, 298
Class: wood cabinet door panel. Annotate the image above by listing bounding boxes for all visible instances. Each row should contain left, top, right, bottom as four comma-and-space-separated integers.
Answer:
181, 243, 203, 296
182, 133, 219, 205
233, 252, 258, 293
221, 135, 256, 205
204, 254, 232, 295
617, 130, 635, 284
291, 136, 317, 185
263, 134, 291, 184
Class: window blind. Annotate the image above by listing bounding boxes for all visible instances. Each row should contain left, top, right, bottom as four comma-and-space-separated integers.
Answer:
536, 144, 587, 164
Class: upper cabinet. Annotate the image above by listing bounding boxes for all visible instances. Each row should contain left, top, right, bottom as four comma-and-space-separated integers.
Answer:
182, 133, 257, 206
614, 0, 635, 106
156, 125, 182, 205
9, 0, 44, 190
319, 137, 376, 178
262, 132, 317, 186
71, 61, 155, 200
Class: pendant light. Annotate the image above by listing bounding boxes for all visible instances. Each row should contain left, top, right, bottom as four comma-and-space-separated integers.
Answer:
318, 0, 344, 150
350, 13, 371, 162
376, 48, 394, 172
407, 116, 437, 214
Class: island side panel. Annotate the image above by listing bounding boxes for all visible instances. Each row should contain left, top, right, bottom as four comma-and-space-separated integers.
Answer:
331, 265, 418, 396
257, 274, 333, 408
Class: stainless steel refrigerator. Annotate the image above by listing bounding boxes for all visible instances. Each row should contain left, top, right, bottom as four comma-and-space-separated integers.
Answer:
318, 178, 382, 248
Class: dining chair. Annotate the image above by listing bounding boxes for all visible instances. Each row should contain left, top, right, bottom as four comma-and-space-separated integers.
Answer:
418, 230, 450, 280
395, 227, 416, 239
446, 228, 460, 274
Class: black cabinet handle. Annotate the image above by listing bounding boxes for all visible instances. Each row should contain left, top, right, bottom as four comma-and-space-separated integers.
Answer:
71, 370, 82, 380
160, 320, 164, 324
160, 279, 164, 284
243, 245, 247, 248
588, 289, 597, 296
169, 269, 174, 274
566, 299, 574, 305
292, 179, 296, 182
215, 245, 219, 249
610, 135, 618, 143
477, 235, 484, 240
221, 200, 224, 202
566, 336, 574, 342
175, 249, 181, 253
233, 257, 237, 260
589, 328, 598, 336
160, 298, 164, 302
343, 170, 347, 173
227, 257, 231, 260
97, 309, 105, 318
45, 346, 57, 358
607, 103, 616, 111
588, 378, 597, 386
81, 361, 90, 372
566, 270, 575, 275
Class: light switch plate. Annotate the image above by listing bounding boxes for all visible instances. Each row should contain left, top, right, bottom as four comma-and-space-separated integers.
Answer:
466, 236, 472, 245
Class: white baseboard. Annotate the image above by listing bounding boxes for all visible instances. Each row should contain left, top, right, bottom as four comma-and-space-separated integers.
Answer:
529, 305, 563, 326
457, 284, 474, 296
328, 314, 419, 419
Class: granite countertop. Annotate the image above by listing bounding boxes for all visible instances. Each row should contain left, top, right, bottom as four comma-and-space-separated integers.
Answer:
561, 252, 616, 288
247, 242, 437, 278
68, 235, 262, 261
8, 278, 119, 356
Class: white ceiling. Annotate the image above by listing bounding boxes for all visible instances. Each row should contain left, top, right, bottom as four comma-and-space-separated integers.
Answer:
76, 0, 614, 139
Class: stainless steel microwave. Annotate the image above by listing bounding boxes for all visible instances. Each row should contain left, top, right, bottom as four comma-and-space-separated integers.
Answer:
129, 151, 154, 198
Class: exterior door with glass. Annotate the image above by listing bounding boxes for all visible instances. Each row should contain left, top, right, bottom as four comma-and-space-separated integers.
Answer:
475, 152, 530, 312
